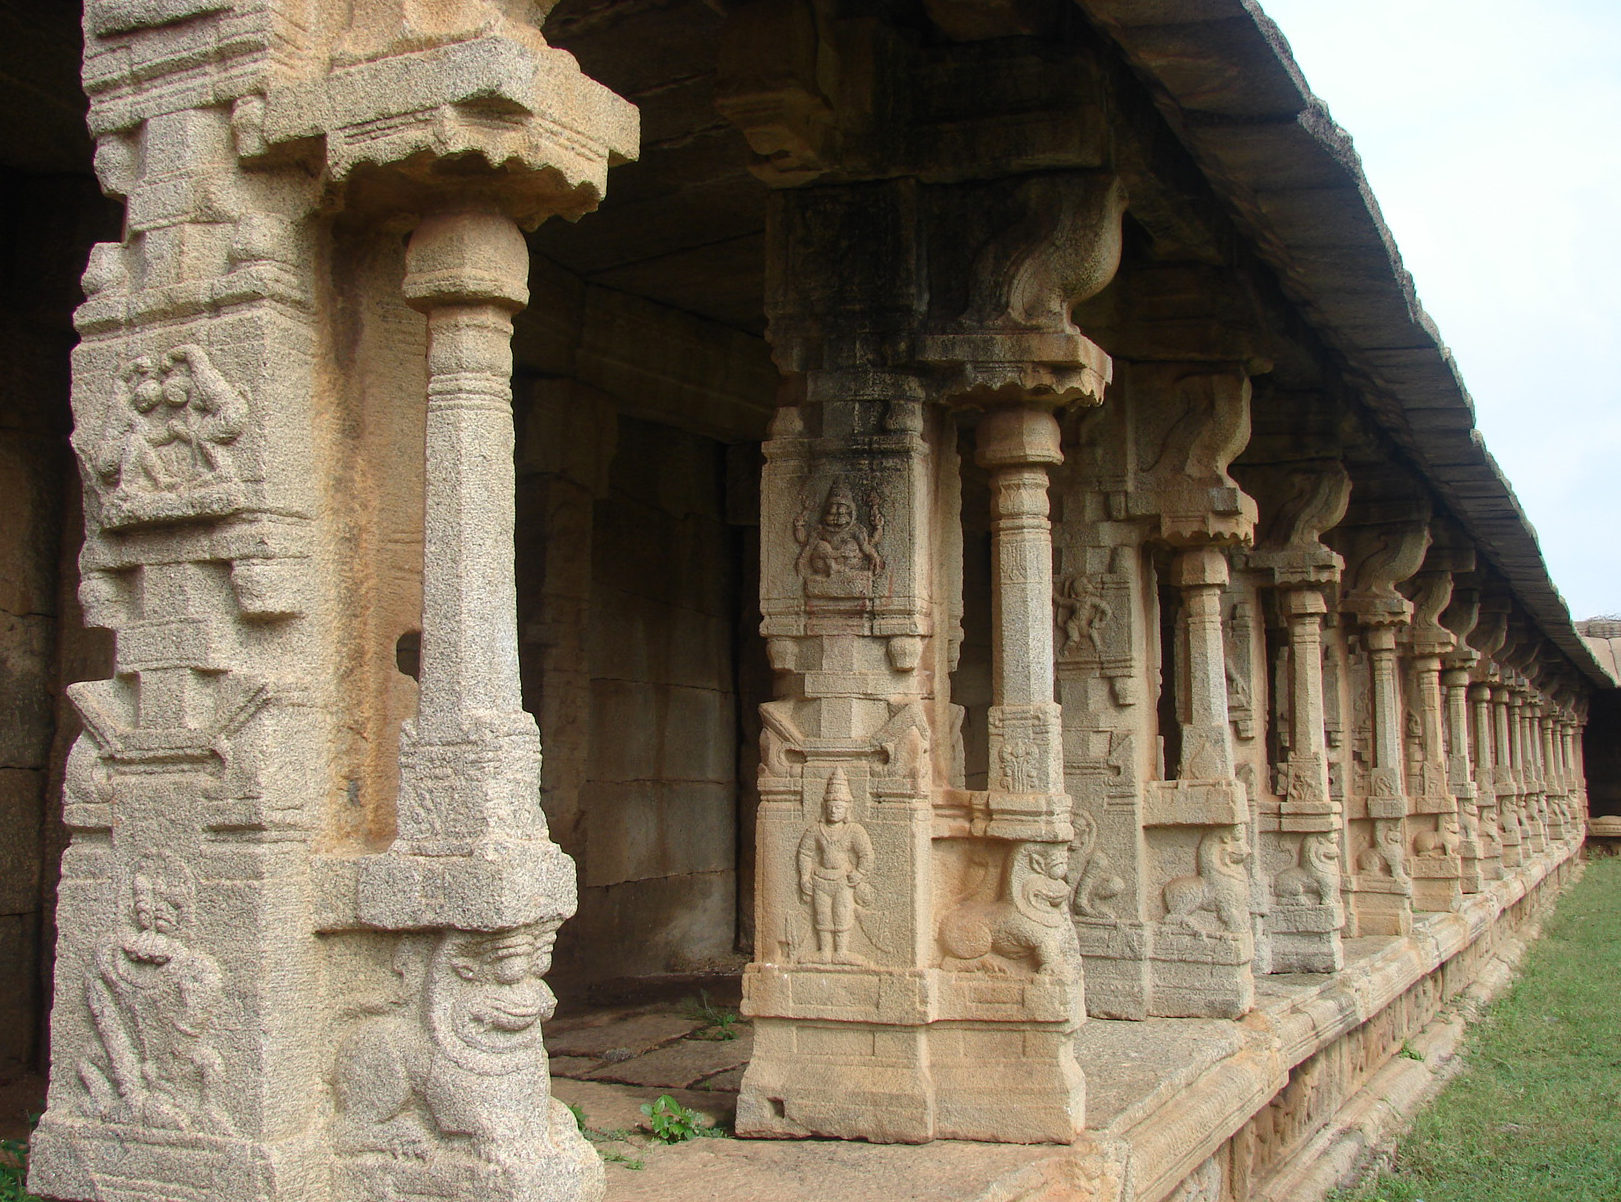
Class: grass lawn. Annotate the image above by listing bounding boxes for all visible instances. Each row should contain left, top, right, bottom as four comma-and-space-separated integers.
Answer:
1333, 855, 1621, 1202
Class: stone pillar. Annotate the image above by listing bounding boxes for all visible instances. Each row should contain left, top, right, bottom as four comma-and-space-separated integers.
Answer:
1269, 588, 1346, 968
1133, 367, 1259, 1017
1492, 683, 1523, 870
1245, 460, 1350, 974
29, 7, 637, 1201
1540, 703, 1567, 843
1357, 621, 1414, 932
1468, 681, 1503, 880
1442, 662, 1484, 891
740, 164, 1121, 1143
1336, 514, 1427, 937
1404, 562, 1462, 912
978, 406, 1067, 828
344, 211, 600, 1200
741, 368, 967, 1143
1518, 688, 1547, 856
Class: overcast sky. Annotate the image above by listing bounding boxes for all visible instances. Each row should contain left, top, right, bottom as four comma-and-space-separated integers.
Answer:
1257, 0, 1621, 620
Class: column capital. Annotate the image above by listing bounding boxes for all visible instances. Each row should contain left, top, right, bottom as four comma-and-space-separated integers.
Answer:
402, 209, 531, 312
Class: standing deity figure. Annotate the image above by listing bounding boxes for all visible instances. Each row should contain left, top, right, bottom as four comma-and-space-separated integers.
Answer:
78, 853, 235, 1136
796, 769, 875, 965
794, 481, 884, 586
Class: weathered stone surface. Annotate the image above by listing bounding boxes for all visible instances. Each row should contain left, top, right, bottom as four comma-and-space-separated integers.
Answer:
548, 1013, 706, 1061
587, 1030, 754, 1089
4, 1, 1605, 1198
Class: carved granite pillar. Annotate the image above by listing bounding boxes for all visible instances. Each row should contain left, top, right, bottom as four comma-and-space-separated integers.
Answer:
1539, 701, 1566, 843
1244, 460, 1350, 974
1403, 558, 1462, 913
30, 6, 637, 1201
742, 366, 964, 1143
1338, 519, 1429, 938
739, 164, 1121, 1143
1492, 683, 1523, 870
1517, 687, 1547, 857
340, 211, 601, 1200
1442, 662, 1483, 890
979, 405, 1067, 819
1129, 367, 1259, 1017
1467, 681, 1502, 879
1558, 711, 1581, 842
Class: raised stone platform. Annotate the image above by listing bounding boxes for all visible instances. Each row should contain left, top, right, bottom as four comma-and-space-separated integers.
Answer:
552, 844, 1576, 1201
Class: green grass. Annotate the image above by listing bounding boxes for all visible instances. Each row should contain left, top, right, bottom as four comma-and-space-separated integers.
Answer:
1333, 857, 1621, 1202
680, 990, 742, 1041
0, 1136, 39, 1202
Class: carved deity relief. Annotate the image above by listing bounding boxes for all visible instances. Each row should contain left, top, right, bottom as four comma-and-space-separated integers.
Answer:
795, 770, 876, 966
79, 344, 248, 529
1068, 811, 1124, 922
1054, 574, 1110, 660
939, 843, 1076, 975
78, 854, 235, 1136
1161, 827, 1251, 934
1272, 833, 1341, 909
334, 922, 595, 1194
793, 479, 884, 598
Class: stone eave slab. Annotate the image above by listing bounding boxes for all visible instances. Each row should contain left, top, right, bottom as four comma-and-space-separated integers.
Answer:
1077, 0, 1611, 690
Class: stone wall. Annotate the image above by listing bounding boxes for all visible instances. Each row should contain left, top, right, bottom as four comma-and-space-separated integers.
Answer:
553, 412, 745, 990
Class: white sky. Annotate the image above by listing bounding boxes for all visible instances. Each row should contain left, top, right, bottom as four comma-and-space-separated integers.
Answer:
1257, 0, 1621, 620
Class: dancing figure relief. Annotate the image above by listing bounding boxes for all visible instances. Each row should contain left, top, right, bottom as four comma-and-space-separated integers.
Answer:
78, 854, 235, 1136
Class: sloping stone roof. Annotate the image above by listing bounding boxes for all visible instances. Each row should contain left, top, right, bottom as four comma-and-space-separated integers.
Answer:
1078, 0, 1611, 690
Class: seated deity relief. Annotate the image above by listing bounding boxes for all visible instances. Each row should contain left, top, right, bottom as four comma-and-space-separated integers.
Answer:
793, 480, 884, 599
77, 852, 236, 1137
79, 343, 248, 529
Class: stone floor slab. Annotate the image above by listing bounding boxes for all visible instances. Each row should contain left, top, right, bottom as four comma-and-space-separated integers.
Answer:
587, 1031, 754, 1088
548, 1012, 705, 1059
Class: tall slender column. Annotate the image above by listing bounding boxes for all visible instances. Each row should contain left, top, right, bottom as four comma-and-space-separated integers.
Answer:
1493, 683, 1523, 870
1355, 621, 1414, 933
349, 210, 600, 1201
1443, 663, 1484, 891
1540, 704, 1567, 842
1469, 681, 1503, 880
1246, 460, 1350, 974
1403, 556, 1462, 912
979, 406, 1067, 828
1518, 689, 1547, 856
